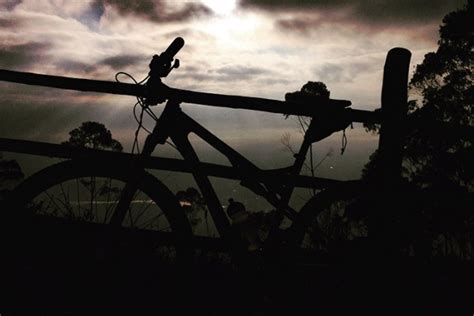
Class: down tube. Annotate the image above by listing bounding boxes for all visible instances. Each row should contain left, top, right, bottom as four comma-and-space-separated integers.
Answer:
170, 128, 231, 236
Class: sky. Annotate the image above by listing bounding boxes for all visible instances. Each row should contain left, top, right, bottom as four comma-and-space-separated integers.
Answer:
0, 0, 467, 208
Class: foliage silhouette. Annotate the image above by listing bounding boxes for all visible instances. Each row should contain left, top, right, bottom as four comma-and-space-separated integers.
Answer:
282, 81, 334, 195
176, 187, 214, 236
362, 1, 473, 260
300, 81, 330, 98
36, 122, 126, 222
0, 157, 23, 200
282, 81, 365, 253
62, 121, 123, 152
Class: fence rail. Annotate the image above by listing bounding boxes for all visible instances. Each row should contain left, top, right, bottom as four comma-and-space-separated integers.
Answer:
0, 69, 379, 121
0, 137, 350, 189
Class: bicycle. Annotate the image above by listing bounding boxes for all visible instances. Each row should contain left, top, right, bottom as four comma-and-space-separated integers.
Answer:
0, 37, 415, 258
0, 38, 414, 314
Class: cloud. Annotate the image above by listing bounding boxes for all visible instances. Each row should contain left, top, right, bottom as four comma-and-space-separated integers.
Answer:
171, 64, 275, 86
0, 82, 130, 144
54, 60, 98, 75
98, 54, 144, 70
313, 58, 382, 83
0, 16, 19, 28
95, 0, 212, 23
0, 42, 51, 69
76, 1, 105, 29
262, 77, 291, 85
215, 65, 270, 80
0, 0, 22, 11
276, 18, 318, 34
242, 0, 467, 25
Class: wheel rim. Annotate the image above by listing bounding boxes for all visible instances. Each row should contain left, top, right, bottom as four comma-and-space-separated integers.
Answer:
29, 175, 172, 232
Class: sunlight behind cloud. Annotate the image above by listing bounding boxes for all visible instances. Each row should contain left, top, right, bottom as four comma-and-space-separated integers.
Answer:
201, 0, 237, 15
0, 0, 461, 185
199, 12, 260, 43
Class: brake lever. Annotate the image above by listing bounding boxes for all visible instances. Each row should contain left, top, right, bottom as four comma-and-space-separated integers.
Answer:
163, 58, 180, 77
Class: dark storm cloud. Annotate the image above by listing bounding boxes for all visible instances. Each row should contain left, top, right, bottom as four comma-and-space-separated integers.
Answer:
94, 0, 212, 23
0, 42, 51, 69
0, 84, 120, 142
54, 60, 98, 75
276, 18, 321, 34
53, 55, 145, 76
242, 0, 467, 25
98, 54, 144, 70
77, 0, 106, 29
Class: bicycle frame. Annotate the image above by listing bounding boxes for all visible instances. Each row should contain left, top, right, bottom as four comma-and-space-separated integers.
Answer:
0, 43, 427, 248
111, 97, 345, 237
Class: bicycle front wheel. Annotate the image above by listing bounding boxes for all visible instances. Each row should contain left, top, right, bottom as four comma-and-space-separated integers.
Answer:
6, 159, 192, 247
2, 159, 195, 314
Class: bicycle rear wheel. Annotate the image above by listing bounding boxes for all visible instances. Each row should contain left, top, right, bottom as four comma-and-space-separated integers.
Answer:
290, 181, 366, 254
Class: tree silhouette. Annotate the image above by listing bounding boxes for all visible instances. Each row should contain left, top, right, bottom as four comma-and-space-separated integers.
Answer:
62, 121, 123, 152
282, 81, 334, 195
299, 81, 330, 98
362, 1, 473, 259
407, 1, 473, 259
176, 187, 214, 236
59, 122, 123, 221
407, 1, 472, 189
0, 156, 24, 200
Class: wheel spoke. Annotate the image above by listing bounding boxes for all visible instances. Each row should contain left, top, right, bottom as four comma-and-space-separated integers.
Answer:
132, 198, 155, 225
43, 190, 70, 218
76, 178, 81, 215
126, 190, 141, 228
34, 177, 172, 232
103, 178, 114, 224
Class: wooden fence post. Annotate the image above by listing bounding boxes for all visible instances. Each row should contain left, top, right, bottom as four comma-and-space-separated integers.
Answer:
378, 48, 411, 185
374, 48, 411, 255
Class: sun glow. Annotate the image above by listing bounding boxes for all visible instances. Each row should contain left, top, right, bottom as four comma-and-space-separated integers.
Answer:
200, 13, 260, 42
201, 0, 237, 15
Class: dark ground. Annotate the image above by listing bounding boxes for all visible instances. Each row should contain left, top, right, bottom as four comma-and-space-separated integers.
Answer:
1, 216, 473, 316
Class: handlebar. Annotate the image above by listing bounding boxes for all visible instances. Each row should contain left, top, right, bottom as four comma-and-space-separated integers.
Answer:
162, 37, 185, 61
145, 37, 185, 105
148, 37, 184, 80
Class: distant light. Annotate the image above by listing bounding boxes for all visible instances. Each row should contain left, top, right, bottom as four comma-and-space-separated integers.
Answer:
179, 201, 192, 207
202, 0, 236, 15
329, 166, 334, 169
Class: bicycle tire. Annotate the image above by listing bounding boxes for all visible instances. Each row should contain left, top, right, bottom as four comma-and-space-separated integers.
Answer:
290, 48, 411, 255
289, 181, 366, 252
4, 159, 193, 249
1, 159, 195, 314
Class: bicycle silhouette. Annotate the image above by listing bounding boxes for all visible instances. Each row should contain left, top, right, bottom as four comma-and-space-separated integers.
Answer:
0, 37, 413, 263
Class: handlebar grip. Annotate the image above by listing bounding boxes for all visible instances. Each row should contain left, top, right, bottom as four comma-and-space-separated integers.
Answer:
162, 37, 185, 60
